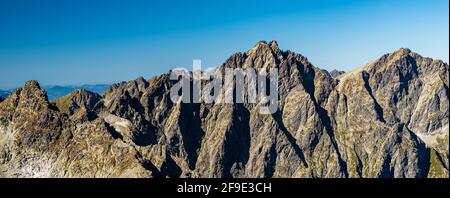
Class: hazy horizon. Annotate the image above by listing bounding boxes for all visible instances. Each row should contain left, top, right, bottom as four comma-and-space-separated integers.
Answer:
1, 0, 448, 89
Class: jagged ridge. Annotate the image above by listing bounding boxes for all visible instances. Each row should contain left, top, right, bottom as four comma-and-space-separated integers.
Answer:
0, 41, 448, 178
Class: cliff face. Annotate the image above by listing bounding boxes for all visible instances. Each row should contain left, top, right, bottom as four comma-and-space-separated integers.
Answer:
0, 81, 152, 178
0, 41, 448, 178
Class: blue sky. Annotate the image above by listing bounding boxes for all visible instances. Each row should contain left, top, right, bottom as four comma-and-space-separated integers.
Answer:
0, 0, 448, 89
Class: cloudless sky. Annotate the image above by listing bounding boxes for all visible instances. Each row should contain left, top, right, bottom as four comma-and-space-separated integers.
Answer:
0, 0, 448, 89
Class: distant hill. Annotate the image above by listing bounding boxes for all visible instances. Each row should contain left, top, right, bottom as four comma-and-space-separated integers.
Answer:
0, 90, 10, 98
0, 84, 109, 100
43, 84, 110, 100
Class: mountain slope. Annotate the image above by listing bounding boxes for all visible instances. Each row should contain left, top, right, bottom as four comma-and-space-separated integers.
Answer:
0, 41, 448, 178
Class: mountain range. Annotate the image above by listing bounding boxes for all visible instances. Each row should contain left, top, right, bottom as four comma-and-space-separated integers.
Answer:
0, 84, 109, 101
0, 41, 448, 178
0, 90, 9, 99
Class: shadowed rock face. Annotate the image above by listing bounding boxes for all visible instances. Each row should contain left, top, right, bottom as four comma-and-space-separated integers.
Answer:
0, 41, 448, 178
329, 70, 345, 78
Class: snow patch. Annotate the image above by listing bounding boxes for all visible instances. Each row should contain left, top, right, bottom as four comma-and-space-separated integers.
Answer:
103, 114, 133, 134
415, 124, 449, 149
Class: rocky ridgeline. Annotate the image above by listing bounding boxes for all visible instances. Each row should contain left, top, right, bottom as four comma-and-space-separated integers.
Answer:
0, 41, 448, 178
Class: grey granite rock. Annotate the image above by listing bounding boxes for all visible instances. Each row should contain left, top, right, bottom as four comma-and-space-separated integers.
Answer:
0, 42, 448, 178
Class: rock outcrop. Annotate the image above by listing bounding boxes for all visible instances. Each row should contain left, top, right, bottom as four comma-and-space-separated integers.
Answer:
52, 89, 102, 116
329, 69, 345, 78
0, 81, 153, 177
0, 41, 448, 178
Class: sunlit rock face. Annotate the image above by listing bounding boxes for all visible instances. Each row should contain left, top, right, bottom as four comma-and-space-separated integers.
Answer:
0, 41, 448, 178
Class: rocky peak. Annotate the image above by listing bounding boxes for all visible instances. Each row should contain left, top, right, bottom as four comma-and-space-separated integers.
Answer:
73, 89, 102, 107
248, 40, 273, 54
134, 76, 149, 91
219, 40, 313, 72
362, 48, 449, 82
21, 80, 46, 99
249, 40, 281, 54
0, 81, 67, 154
269, 40, 279, 51
392, 47, 412, 57
52, 88, 102, 116
104, 77, 149, 103
369, 48, 414, 68
329, 69, 345, 78
24, 80, 42, 91
14, 80, 51, 111
243, 40, 284, 68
